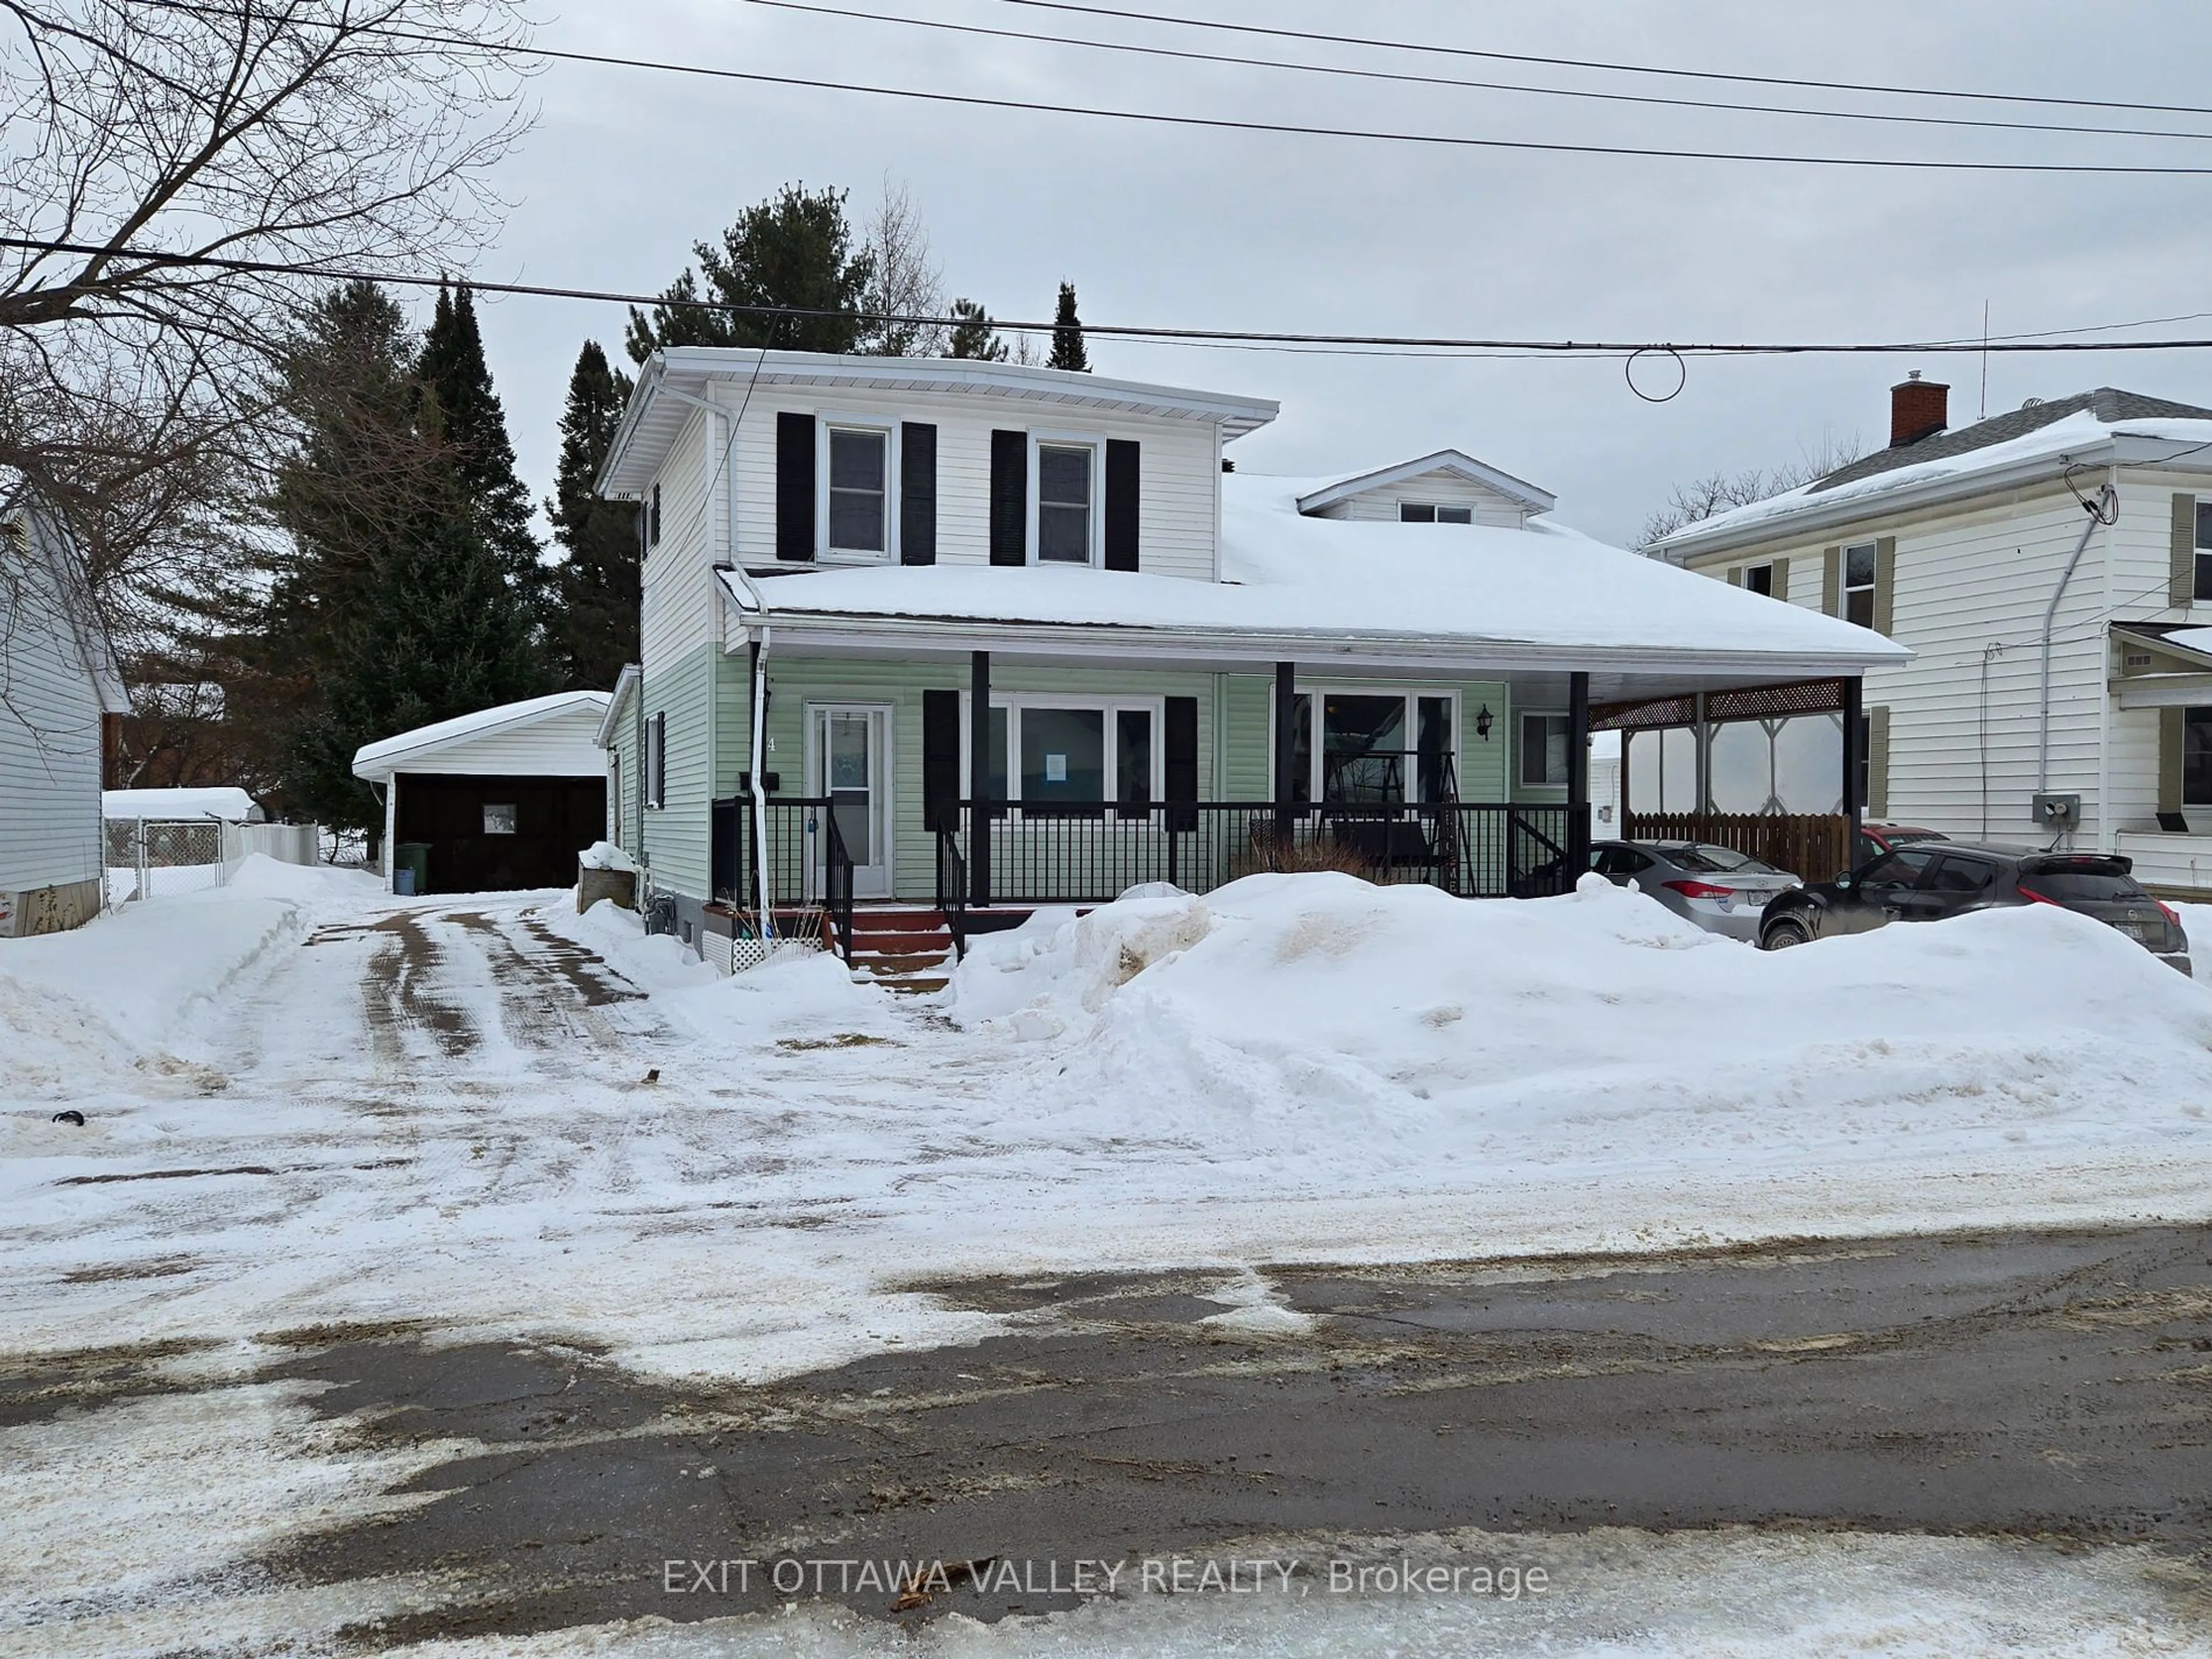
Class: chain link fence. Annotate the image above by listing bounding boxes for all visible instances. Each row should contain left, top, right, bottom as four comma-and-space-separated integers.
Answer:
104, 819, 323, 905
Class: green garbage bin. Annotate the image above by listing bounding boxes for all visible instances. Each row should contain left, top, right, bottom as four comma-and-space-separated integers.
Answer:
393, 842, 430, 896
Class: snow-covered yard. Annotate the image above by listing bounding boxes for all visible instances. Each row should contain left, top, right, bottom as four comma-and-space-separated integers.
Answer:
5, 862, 2212, 1655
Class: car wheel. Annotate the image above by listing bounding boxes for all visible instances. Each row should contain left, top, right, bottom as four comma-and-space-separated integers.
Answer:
1764, 918, 1812, 950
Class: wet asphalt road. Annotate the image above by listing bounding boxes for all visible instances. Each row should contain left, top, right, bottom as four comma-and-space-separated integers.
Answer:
12, 1221, 2207, 1645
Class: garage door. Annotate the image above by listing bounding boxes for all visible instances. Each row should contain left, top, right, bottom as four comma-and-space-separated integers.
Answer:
394, 773, 606, 895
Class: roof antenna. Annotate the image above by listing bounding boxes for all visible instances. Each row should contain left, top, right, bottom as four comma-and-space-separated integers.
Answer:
1979, 300, 1990, 421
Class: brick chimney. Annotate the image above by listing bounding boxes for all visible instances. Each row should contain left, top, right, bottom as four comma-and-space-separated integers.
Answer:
1890, 371, 1949, 448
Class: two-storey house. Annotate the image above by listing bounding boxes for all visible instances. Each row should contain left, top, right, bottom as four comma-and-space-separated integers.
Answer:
593, 349, 1899, 969
1653, 377, 2212, 896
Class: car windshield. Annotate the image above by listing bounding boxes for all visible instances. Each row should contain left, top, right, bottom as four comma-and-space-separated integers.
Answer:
1669, 844, 1778, 875
2020, 862, 2146, 903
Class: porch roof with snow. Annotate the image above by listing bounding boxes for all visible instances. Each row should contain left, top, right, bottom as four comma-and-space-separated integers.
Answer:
717, 475, 1907, 700
351, 691, 612, 783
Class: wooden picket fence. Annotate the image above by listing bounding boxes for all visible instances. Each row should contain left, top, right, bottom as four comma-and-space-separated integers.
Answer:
1622, 812, 1851, 883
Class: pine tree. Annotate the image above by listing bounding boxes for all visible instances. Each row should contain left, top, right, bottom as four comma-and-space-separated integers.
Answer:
416, 281, 542, 604
546, 341, 641, 690
946, 297, 1008, 362
626, 184, 874, 362
1047, 281, 1089, 372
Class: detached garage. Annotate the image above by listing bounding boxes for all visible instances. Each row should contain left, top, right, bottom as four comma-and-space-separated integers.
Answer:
353, 692, 611, 895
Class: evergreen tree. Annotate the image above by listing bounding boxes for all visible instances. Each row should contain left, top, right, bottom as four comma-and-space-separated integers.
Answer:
546, 340, 641, 690
416, 281, 542, 603
289, 498, 552, 834
1047, 281, 1089, 372
625, 184, 874, 362
946, 297, 1008, 362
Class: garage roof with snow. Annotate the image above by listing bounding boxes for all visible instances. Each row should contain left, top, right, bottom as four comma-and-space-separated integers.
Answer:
352, 691, 612, 783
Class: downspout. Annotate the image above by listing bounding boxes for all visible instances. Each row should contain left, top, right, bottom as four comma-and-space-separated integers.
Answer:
2096, 463, 2118, 850
2039, 482, 2118, 798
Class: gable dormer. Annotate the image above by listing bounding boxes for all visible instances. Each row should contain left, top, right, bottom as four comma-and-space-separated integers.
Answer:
1293, 449, 1555, 528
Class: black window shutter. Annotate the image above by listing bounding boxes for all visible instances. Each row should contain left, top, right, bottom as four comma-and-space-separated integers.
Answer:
922, 690, 960, 831
900, 422, 937, 565
1105, 439, 1141, 571
775, 411, 815, 562
989, 429, 1027, 566
1164, 695, 1198, 831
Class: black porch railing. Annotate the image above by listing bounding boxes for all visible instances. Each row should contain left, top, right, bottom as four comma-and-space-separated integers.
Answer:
713, 795, 1573, 914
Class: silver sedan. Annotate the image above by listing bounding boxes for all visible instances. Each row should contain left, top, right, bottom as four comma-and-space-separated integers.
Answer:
1589, 841, 1803, 942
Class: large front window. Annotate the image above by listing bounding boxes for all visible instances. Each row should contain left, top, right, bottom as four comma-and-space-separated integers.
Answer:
1037, 443, 1094, 563
2187, 707, 2212, 805
827, 427, 888, 555
979, 700, 1157, 816
1286, 691, 1457, 803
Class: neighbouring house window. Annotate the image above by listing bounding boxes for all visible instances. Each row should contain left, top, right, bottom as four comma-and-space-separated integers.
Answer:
2195, 502, 2212, 601
827, 427, 888, 555
1843, 541, 1877, 628
1037, 443, 1094, 563
2186, 707, 2212, 805
1745, 562, 1775, 597
1400, 503, 1473, 524
482, 804, 517, 836
974, 699, 1159, 814
1520, 712, 1571, 787
1283, 690, 1458, 803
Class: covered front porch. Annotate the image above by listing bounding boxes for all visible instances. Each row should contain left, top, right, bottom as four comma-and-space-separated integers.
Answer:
703, 634, 1876, 956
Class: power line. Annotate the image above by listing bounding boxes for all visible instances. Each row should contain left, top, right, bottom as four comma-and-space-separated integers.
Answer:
725, 0, 2212, 148
17, 233, 2212, 358
138, 2, 2212, 175
988, 0, 2212, 122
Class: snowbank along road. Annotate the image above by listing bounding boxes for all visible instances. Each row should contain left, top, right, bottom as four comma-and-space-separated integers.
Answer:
5, 863, 2212, 1654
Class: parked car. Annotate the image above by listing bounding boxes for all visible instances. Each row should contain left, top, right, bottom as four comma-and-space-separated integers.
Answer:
1759, 843, 2191, 972
1591, 840, 1803, 942
1853, 823, 1949, 863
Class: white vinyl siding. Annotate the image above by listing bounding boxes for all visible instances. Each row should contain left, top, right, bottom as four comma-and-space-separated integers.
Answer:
375, 706, 608, 778
0, 527, 108, 894
1308, 472, 1529, 528
721, 387, 1222, 579
638, 405, 722, 675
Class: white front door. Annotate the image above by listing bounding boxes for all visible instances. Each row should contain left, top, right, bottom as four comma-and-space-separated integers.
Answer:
809, 704, 893, 899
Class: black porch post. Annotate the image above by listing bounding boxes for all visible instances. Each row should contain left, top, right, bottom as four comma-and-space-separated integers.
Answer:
1568, 671, 1592, 880
1841, 675, 1863, 865
1273, 660, 1298, 843
970, 649, 991, 908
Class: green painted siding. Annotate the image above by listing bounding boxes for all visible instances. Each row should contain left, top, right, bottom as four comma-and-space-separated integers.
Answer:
607, 677, 642, 859
642, 643, 715, 897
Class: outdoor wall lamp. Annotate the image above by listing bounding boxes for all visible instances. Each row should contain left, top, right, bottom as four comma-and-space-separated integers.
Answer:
1474, 704, 1494, 740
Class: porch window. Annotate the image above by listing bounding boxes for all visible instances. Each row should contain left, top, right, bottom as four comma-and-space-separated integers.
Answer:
1843, 542, 1877, 628
1400, 503, 1473, 525
2186, 707, 2212, 805
2195, 501, 2212, 602
974, 699, 1158, 814
1284, 691, 1458, 802
1020, 707, 1105, 810
1520, 712, 1570, 787
827, 427, 889, 555
1037, 443, 1094, 563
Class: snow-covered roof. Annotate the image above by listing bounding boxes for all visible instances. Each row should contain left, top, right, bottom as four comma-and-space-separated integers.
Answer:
1294, 449, 1556, 517
594, 665, 640, 749
351, 691, 611, 780
600, 348, 1281, 497
718, 475, 1906, 691
103, 786, 260, 823
1654, 405, 2212, 558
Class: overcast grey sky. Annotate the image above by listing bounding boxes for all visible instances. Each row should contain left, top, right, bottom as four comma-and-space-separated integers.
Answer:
461, 0, 2212, 548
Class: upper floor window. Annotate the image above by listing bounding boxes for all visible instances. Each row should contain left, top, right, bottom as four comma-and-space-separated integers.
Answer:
1843, 541, 1877, 628
2194, 501, 2212, 601
1036, 442, 1095, 563
826, 426, 889, 557
1745, 562, 1775, 597
1400, 502, 1473, 524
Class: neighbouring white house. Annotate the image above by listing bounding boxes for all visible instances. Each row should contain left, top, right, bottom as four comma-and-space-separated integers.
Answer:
0, 490, 128, 937
352, 691, 611, 895
1652, 376, 2212, 896
589, 349, 1903, 966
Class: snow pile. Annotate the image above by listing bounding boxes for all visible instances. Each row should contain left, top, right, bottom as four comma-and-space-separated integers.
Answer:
953, 873, 2212, 1179
577, 839, 637, 872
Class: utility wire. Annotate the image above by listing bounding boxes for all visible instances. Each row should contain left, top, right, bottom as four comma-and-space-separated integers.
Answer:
19, 233, 2212, 358
724, 0, 2212, 147
988, 0, 2212, 122
134, 2, 2212, 176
